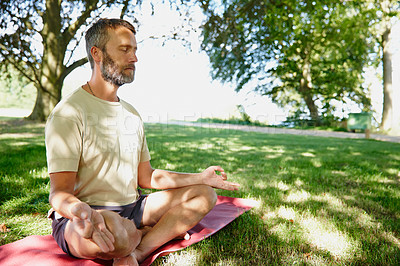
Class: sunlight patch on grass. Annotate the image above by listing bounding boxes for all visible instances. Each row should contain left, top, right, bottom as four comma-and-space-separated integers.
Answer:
313, 193, 377, 229
2, 196, 35, 213
275, 181, 291, 191
381, 231, 400, 248
313, 193, 345, 209
378, 178, 400, 184
311, 158, 323, 168
159, 250, 201, 265
384, 168, 399, 176
286, 190, 311, 203
331, 170, 347, 176
283, 155, 294, 162
277, 206, 297, 220
29, 167, 48, 178
0, 214, 51, 245
254, 180, 268, 189
8, 141, 31, 147
301, 152, 315, 157
265, 205, 360, 260
0, 133, 40, 139
262, 146, 286, 159
298, 214, 360, 259
314, 192, 400, 249
225, 156, 236, 162
294, 179, 304, 187
265, 153, 281, 159
229, 145, 254, 152
8, 214, 51, 234
260, 146, 286, 153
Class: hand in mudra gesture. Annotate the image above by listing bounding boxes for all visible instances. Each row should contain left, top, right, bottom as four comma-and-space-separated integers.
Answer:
70, 202, 115, 253
201, 166, 240, 191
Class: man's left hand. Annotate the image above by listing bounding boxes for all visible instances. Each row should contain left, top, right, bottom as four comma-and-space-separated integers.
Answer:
201, 166, 240, 191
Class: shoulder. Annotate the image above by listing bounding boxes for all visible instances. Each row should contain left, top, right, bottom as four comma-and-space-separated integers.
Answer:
120, 99, 141, 118
47, 88, 87, 123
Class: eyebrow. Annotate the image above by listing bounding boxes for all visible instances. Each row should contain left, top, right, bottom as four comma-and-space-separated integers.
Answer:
119, 44, 137, 50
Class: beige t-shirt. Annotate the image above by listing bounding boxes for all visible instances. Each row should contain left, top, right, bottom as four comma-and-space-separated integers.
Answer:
45, 87, 151, 206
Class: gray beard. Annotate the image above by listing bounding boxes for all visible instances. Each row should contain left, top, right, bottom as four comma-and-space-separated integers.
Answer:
100, 52, 135, 86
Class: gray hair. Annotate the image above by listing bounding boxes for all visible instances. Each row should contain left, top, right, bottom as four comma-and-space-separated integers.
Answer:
85, 18, 136, 69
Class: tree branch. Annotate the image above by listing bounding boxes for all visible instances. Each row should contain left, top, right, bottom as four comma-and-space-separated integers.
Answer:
60, 57, 88, 82
120, 0, 131, 18
62, 0, 99, 43
0, 43, 38, 86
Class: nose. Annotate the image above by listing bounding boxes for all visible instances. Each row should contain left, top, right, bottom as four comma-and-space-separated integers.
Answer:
130, 51, 138, 63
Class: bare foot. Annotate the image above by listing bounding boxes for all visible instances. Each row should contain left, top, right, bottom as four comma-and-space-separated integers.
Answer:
175, 231, 191, 240
139, 226, 152, 237
113, 254, 138, 266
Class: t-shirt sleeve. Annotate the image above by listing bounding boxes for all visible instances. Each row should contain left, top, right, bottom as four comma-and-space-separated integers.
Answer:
45, 114, 82, 173
140, 135, 151, 162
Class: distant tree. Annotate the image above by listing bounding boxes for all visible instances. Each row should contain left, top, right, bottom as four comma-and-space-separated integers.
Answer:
374, 0, 400, 132
0, 0, 139, 121
199, 0, 375, 124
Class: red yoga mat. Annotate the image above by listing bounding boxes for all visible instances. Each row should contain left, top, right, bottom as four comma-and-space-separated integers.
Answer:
0, 196, 257, 266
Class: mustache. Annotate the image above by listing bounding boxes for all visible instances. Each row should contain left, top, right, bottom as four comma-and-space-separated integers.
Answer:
125, 64, 135, 69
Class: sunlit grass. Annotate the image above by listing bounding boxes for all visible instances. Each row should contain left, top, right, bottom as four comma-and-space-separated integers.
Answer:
146, 123, 400, 265
0, 119, 50, 245
1, 119, 399, 265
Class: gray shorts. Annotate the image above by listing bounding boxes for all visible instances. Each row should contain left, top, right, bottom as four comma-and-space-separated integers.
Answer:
50, 194, 147, 258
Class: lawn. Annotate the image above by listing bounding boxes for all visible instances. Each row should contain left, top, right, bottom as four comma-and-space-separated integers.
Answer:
0, 119, 399, 265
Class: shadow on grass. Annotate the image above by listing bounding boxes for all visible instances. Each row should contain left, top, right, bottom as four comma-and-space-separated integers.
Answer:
146, 124, 400, 265
0, 119, 49, 216
1, 120, 399, 264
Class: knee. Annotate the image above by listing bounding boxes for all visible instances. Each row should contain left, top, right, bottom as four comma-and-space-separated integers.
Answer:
195, 185, 217, 213
99, 211, 141, 259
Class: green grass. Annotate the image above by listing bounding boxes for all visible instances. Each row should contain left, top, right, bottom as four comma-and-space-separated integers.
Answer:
1, 119, 399, 265
0, 119, 50, 245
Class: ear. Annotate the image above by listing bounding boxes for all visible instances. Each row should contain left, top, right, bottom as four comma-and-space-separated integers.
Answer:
90, 46, 103, 64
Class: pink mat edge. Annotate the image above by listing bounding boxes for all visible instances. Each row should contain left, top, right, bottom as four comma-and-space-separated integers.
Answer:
0, 195, 258, 266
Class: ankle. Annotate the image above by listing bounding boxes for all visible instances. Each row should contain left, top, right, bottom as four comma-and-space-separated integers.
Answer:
133, 247, 146, 263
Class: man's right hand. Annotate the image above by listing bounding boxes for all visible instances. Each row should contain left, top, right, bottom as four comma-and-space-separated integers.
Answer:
70, 202, 115, 253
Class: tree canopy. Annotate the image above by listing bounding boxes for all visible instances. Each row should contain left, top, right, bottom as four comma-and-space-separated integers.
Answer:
199, 0, 377, 124
0, 0, 139, 121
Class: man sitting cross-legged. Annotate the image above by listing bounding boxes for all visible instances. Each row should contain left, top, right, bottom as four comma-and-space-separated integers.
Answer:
46, 18, 240, 266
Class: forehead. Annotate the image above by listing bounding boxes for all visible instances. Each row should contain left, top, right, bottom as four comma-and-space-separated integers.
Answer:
106, 26, 137, 48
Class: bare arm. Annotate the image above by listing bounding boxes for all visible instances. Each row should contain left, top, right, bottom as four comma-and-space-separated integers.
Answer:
49, 172, 115, 253
49, 171, 81, 219
137, 161, 240, 190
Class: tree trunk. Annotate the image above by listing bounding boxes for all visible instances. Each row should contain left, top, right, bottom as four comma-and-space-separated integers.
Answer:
300, 58, 320, 125
28, 83, 60, 121
380, 0, 393, 132
27, 0, 64, 121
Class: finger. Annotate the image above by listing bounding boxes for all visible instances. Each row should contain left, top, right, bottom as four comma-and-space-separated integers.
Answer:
92, 230, 112, 253
92, 212, 115, 244
222, 181, 241, 191
211, 165, 224, 173
220, 171, 228, 180
211, 166, 228, 180
101, 226, 115, 244
82, 219, 93, 239
101, 231, 115, 252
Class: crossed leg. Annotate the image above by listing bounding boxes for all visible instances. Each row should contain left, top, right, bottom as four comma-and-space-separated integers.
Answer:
64, 210, 142, 261
63, 184, 216, 265
133, 184, 217, 263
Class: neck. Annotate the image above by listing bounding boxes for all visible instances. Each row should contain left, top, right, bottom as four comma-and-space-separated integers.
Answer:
86, 74, 120, 102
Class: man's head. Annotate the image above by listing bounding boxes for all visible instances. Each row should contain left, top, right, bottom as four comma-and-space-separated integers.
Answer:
85, 18, 138, 86
85, 18, 136, 69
